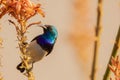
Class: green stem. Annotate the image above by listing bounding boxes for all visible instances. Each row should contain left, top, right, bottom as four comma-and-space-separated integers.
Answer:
103, 26, 120, 80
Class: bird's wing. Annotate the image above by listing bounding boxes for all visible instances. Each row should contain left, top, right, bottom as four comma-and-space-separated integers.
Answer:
46, 38, 57, 56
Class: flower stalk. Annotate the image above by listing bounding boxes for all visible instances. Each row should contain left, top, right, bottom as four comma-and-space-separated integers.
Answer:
0, 25, 3, 80
91, 0, 103, 80
103, 27, 120, 80
0, 0, 44, 80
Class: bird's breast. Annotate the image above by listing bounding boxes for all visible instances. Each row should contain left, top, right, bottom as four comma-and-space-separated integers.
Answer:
26, 40, 48, 63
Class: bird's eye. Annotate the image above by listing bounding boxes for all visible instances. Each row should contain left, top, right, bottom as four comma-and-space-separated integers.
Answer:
48, 28, 52, 31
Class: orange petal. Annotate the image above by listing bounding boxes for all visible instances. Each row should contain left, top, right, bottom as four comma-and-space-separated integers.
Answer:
37, 8, 45, 17
16, 2, 21, 14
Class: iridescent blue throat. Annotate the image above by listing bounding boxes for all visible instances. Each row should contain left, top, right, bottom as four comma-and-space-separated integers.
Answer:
38, 31, 56, 44
36, 31, 57, 54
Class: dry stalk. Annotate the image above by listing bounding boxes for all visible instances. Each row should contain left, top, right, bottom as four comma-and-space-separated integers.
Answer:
0, 0, 45, 80
0, 25, 3, 80
103, 27, 120, 80
91, 0, 103, 80
9, 16, 41, 80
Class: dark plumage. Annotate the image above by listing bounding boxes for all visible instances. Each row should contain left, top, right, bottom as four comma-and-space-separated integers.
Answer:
17, 25, 58, 73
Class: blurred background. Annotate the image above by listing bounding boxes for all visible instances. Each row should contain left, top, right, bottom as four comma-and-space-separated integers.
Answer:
0, 0, 120, 80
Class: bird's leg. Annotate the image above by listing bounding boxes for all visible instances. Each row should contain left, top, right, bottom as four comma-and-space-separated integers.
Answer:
24, 62, 34, 77
17, 62, 25, 73
26, 62, 34, 73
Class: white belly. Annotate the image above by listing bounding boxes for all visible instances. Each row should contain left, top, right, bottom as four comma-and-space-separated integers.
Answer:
26, 40, 47, 63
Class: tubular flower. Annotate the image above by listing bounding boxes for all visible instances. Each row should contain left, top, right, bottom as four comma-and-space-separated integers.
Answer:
109, 56, 120, 80
0, 0, 45, 21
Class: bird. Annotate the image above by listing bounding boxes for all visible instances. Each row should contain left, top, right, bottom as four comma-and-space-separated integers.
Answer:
17, 25, 58, 73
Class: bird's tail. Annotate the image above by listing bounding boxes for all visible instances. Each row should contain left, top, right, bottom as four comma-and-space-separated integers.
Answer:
16, 62, 25, 73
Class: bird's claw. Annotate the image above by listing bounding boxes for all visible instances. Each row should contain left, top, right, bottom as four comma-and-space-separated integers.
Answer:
25, 62, 34, 73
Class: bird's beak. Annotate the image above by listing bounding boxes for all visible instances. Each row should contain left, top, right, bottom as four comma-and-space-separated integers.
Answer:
39, 25, 47, 30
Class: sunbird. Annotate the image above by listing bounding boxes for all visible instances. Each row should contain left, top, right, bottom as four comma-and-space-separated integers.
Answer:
17, 25, 58, 73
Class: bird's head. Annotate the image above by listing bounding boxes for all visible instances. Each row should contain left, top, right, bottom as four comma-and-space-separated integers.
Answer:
40, 25, 58, 39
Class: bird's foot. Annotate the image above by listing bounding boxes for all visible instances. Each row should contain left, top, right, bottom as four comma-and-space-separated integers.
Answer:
25, 62, 34, 73
17, 62, 34, 74
17, 62, 25, 73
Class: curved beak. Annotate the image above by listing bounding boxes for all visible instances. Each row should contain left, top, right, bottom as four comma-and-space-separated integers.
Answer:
38, 25, 47, 31
39, 25, 46, 29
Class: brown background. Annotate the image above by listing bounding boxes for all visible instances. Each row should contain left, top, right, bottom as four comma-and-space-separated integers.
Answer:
0, 0, 120, 80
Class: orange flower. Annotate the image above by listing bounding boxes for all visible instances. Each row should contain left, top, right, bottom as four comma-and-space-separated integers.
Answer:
0, 0, 45, 21
109, 56, 120, 80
